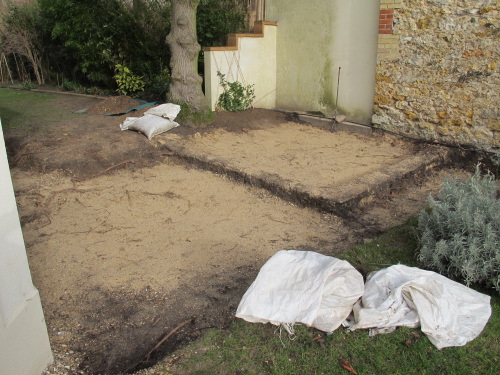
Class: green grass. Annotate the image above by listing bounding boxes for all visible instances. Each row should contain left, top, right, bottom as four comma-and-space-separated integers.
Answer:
174, 312, 499, 375
0, 88, 75, 130
158, 218, 499, 375
341, 217, 420, 276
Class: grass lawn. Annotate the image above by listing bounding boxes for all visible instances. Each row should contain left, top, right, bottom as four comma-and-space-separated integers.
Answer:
153, 219, 499, 375
0, 88, 76, 131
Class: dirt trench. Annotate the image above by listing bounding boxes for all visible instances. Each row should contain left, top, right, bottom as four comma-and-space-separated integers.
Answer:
3, 92, 476, 374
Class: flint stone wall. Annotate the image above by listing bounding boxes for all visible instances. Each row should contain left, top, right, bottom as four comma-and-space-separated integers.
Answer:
373, 0, 499, 150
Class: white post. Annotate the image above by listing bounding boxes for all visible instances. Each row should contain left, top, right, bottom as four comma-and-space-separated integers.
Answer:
0, 118, 53, 375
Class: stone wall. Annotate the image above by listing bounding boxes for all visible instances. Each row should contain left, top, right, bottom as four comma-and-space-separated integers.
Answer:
373, 0, 499, 150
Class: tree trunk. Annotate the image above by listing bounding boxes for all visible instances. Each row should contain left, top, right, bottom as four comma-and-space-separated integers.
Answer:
166, 0, 210, 117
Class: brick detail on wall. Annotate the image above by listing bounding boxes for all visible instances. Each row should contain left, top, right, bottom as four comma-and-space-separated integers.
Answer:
378, 0, 402, 61
378, 34, 399, 61
380, 0, 402, 10
379, 9, 394, 34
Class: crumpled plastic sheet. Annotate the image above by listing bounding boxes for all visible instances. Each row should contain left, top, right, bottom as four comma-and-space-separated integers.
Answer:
236, 250, 365, 333
346, 265, 491, 349
236, 253, 491, 349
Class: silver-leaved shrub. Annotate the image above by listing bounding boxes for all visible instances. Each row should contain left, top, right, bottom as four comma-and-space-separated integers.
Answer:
418, 166, 500, 292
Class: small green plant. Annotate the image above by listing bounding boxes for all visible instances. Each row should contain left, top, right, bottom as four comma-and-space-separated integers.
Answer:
62, 79, 81, 92
418, 165, 500, 292
217, 71, 255, 111
144, 67, 170, 101
175, 102, 215, 127
114, 64, 145, 96
490, 151, 500, 175
84, 86, 99, 95
20, 81, 36, 90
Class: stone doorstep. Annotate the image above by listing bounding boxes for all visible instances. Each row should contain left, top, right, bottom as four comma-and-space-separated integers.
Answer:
297, 113, 373, 136
297, 114, 334, 129
336, 121, 373, 136
161, 136, 450, 220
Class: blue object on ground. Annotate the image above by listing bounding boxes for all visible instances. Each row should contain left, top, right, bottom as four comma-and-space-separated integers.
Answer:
105, 101, 157, 116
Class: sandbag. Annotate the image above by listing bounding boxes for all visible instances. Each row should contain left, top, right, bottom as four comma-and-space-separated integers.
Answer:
120, 114, 179, 139
144, 103, 181, 120
348, 265, 491, 349
236, 250, 364, 333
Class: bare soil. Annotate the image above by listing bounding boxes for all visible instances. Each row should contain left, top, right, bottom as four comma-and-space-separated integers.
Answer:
3, 93, 468, 374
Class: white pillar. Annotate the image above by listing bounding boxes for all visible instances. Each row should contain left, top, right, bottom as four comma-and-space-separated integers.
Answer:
0, 119, 53, 375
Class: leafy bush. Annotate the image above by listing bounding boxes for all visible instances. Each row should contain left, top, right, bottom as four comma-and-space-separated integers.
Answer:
144, 67, 171, 102
196, 0, 247, 79
62, 79, 81, 92
418, 166, 500, 292
37, 0, 171, 91
114, 64, 145, 96
197, 0, 247, 48
490, 151, 500, 176
217, 72, 255, 111
2, 1, 246, 99
20, 81, 36, 90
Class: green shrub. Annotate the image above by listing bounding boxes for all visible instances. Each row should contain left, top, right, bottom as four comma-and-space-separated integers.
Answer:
197, 0, 247, 48
144, 67, 171, 102
37, 0, 171, 89
196, 0, 247, 78
490, 151, 500, 175
217, 72, 255, 111
20, 81, 36, 90
418, 166, 500, 292
114, 64, 145, 96
3, 1, 245, 96
62, 79, 81, 92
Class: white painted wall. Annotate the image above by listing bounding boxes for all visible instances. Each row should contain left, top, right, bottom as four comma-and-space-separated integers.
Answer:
204, 22, 277, 111
330, 0, 381, 124
266, 0, 381, 124
0, 119, 53, 375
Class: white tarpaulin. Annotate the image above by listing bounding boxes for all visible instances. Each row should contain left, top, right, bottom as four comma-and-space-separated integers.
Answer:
236, 250, 365, 333
348, 265, 491, 349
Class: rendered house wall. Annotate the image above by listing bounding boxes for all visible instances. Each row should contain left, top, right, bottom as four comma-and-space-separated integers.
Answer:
0, 119, 53, 375
204, 22, 277, 111
265, 0, 381, 124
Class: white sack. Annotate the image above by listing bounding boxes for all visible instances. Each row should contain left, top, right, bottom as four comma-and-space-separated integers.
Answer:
120, 114, 179, 139
236, 250, 364, 333
120, 117, 140, 129
349, 265, 491, 349
144, 103, 181, 120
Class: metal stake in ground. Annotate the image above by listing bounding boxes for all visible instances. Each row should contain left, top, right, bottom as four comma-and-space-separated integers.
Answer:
332, 67, 345, 132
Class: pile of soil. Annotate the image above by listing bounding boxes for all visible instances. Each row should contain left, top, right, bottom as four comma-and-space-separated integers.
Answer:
87, 95, 141, 115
